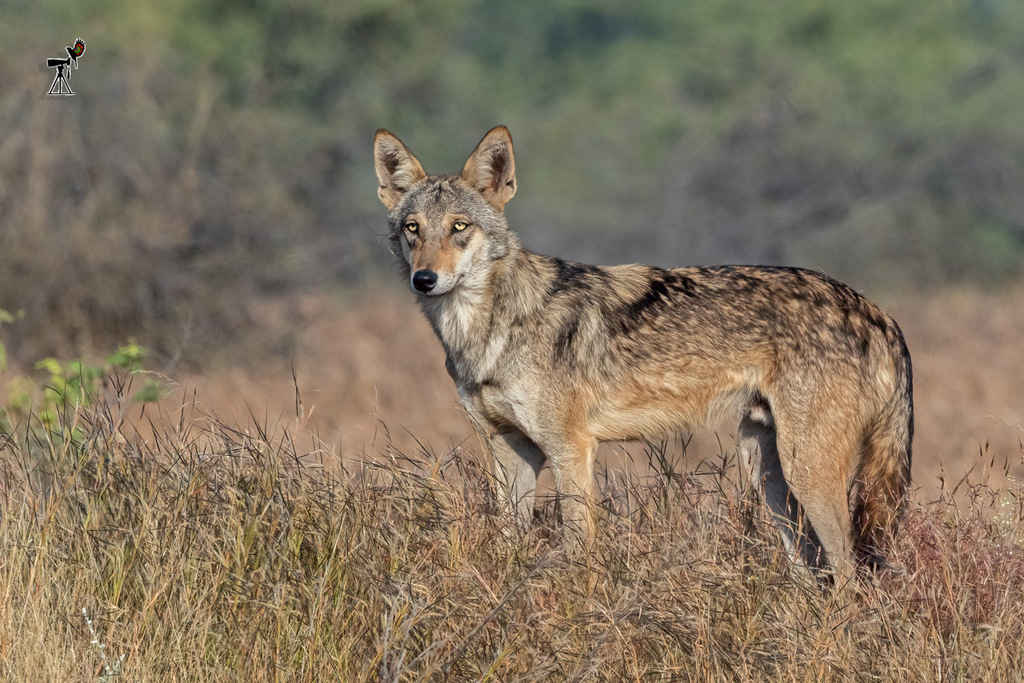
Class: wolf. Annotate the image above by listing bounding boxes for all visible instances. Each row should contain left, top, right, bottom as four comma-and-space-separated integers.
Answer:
373, 125, 913, 578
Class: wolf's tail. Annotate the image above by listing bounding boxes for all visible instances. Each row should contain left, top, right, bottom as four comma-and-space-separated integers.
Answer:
852, 325, 914, 569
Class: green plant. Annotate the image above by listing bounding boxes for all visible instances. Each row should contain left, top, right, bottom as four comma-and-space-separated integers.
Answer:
1, 331, 167, 436
0, 308, 13, 372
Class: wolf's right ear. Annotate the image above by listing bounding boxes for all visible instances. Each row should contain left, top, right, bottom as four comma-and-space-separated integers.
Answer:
374, 130, 427, 211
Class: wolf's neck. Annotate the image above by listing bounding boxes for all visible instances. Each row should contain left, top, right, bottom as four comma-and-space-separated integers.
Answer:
419, 248, 542, 384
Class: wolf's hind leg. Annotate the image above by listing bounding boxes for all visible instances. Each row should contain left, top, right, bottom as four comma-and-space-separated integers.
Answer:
738, 408, 826, 571
773, 417, 859, 582
783, 441, 856, 582
487, 428, 546, 532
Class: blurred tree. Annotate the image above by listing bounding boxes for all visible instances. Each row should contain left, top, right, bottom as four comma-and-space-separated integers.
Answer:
1, 0, 1022, 365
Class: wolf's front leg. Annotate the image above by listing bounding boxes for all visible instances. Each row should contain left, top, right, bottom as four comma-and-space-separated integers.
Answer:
485, 428, 546, 533
546, 439, 598, 542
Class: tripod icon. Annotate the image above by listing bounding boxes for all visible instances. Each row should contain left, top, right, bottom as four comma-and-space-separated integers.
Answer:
46, 38, 86, 96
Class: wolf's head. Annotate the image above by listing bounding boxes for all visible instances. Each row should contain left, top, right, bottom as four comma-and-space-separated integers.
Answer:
374, 126, 519, 296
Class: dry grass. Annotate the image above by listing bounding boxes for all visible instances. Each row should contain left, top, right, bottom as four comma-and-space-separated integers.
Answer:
1, 392, 1022, 681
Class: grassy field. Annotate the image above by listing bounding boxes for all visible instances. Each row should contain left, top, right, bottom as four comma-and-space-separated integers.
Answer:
1, 286, 1022, 680
0, 388, 1022, 680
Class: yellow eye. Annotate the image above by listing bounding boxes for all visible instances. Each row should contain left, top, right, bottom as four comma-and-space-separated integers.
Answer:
404, 221, 419, 233
453, 221, 469, 232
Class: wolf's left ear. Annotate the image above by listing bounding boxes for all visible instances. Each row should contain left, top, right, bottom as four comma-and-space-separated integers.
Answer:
461, 126, 517, 211
374, 130, 427, 211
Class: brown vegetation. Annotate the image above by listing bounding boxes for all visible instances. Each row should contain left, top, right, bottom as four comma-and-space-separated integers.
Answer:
0, 387, 1021, 679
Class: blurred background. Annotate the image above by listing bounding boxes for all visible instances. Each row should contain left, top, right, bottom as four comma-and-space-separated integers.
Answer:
2, 0, 1022, 492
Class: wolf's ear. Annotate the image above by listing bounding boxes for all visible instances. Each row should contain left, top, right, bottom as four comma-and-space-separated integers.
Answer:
374, 130, 427, 211
461, 126, 517, 211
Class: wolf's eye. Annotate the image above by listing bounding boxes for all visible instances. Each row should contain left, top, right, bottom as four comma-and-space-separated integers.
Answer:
452, 221, 469, 232
404, 221, 419, 233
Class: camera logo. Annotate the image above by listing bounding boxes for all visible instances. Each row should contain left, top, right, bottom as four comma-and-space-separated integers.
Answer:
46, 38, 86, 96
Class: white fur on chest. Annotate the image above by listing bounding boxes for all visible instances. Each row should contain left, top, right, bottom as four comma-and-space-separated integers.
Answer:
430, 285, 509, 385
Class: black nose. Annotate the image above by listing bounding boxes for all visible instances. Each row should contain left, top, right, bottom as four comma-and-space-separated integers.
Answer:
411, 269, 438, 293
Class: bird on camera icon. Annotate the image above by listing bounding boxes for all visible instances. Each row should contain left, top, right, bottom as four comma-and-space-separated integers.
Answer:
46, 39, 86, 96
